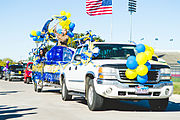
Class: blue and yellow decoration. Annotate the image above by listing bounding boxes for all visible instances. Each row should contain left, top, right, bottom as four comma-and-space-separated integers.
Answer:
125, 44, 154, 84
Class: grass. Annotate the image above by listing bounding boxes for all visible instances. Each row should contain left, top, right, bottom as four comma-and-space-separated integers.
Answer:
171, 77, 180, 82
173, 82, 180, 94
170, 77, 180, 94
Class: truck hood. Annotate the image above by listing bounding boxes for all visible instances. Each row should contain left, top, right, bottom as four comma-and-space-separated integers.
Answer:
92, 59, 170, 69
92, 59, 127, 66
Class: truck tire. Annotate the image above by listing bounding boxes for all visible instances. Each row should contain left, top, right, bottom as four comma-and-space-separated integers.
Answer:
0, 74, 2, 79
24, 78, 27, 83
87, 79, 104, 111
8, 75, 12, 81
61, 80, 72, 101
34, 81, 37, 92
149, 98, 169, 111
26, 77, 31, 84
34, 80, 42, 92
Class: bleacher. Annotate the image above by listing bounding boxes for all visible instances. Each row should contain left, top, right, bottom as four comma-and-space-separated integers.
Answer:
155, 50, 180, 77
155, 50, 180, 65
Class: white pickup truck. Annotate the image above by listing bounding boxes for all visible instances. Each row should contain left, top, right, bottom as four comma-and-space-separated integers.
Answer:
60, 42, 173, 111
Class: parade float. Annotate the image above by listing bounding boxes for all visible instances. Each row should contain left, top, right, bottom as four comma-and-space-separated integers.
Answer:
29, 11, 99, 92
29, 10, 173, 111
29, 11, 75, 91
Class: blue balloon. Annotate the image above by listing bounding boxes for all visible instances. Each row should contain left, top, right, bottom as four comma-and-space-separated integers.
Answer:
67, 32, 74, 38
145, 61, 151, 71
30, 34, 34, 38
33, 36, 38, 41
57, 29, 62, 34
128, 56, 136, 60
126, 56, 138, 69
36, 31, 41, 36
62, 16, 67, 21
69, 23, 75, 31
37, 37, 44, 42
136, 44, 145, 53
137, 75, 148, 84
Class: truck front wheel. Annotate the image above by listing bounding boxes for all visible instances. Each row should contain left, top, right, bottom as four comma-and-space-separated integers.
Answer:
62, 80, 72, 101
26, 77, 31, 84
149, 98, 169, 111
87, 79, 104, 111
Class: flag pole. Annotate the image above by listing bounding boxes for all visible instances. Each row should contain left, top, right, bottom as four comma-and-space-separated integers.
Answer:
110, 13, 113, 42
110, 0, 113, 42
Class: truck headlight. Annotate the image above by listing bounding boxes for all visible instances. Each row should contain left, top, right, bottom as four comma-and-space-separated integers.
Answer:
98, 67, 118, 79
160, 68, 171, 80
10, 72, 15, 75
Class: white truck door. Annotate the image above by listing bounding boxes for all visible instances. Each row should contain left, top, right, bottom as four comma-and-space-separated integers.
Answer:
66, 46, 83, 91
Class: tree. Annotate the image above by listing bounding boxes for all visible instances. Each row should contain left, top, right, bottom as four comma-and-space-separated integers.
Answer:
0, 58, 16, 67
67, 33, 105, 49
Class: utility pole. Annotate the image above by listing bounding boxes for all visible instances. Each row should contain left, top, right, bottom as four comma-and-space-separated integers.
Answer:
128, 0, 137, 43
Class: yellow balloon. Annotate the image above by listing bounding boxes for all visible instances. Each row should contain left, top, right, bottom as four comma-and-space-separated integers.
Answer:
65, 25, 70, 30
31, 30, 37, 36
35, 41, 40, 43
125, 69, 137, 79
65, 19, 71, 25
59, 21, 66, 27
48, 29, 53, 33
144, 44, 150, 51
136, 52, 147, 65
61, 11, 66, 16
136, 65, 148, 76
145, 50, 152, 60
66, 12, 71, 18
149, 47, 154, 55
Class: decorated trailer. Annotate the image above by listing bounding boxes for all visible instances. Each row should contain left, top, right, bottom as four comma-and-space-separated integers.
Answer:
32, 45, 74, 92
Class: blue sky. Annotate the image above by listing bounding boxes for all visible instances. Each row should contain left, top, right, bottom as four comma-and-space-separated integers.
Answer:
0, 0, 180, 61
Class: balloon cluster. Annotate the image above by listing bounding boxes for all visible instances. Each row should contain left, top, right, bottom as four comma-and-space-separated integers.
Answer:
74, 30, 96, 45
54, 11, 75, 38
81, 41, 100, 65
30, 30, 44, 43
125, 44, 154, 84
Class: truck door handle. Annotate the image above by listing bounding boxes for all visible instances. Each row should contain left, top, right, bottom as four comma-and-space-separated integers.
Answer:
75, 66, 77, 70
69, 67, 71, 70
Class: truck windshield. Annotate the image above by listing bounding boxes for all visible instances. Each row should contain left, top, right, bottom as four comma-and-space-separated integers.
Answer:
93, 44, 136, 60
10, 65, 24, 71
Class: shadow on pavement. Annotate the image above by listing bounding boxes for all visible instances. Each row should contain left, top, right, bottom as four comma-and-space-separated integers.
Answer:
73, 97, 180, 112
0, 105, 37, 120
41, 89, 61, 94
0, 91, 21, 95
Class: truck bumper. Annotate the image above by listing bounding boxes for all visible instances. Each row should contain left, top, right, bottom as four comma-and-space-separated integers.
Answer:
94, 79, 173, 100
10, 76, 24, 79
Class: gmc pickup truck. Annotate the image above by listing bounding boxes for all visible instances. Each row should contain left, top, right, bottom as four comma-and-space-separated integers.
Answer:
60, 42, 173, 111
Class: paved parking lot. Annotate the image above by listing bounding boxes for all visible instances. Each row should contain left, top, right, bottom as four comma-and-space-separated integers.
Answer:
0, 79, 180, 120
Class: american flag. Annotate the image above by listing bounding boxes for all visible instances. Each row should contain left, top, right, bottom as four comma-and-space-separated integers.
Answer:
86, 0, 112, 16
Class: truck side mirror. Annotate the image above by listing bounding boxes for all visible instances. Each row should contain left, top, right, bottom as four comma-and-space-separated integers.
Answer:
74, 54, 81, 61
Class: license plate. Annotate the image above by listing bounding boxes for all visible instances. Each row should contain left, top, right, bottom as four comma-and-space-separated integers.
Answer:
19, 71, 21, 74
135, 86, 149, 94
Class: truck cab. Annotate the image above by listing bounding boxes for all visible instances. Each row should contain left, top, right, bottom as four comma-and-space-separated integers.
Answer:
24, 62, 33, 84
5, 64, 25, 81
61, 42, 173, 111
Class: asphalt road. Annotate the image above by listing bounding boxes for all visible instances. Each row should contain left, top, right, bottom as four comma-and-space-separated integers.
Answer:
0, 79, 180, 120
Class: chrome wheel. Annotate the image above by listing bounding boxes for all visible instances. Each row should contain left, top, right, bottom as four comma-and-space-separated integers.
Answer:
62, 83, 65, 98
88, 86, 94, 106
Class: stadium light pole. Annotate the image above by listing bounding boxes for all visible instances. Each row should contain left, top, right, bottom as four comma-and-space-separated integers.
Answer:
128, 0, 137, 43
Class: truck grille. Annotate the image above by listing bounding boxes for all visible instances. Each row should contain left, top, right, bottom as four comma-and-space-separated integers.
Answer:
119, 70, 159, 83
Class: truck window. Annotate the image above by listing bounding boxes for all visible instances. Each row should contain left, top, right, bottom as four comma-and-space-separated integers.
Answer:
28, 64, 33, 69
75, 47, 82, 55
93, 44, 136, 60
63, 48, 74, 62
82, 45, 88, 53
